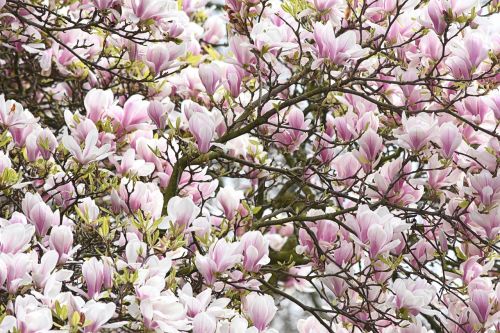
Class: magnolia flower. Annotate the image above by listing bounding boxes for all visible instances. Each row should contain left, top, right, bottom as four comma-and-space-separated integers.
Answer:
199, 63, 222, 95
394, 113, 438, 151
130, 0, 178, 22
0, 223, 35, 254
437, 122, 462, 158
31, 250, 58, 289
147, 99, 174, 130
140, 294, 189, 332
82, 301, 118, 332
83, 257, 113, 299
63, 129, 111, 164
195, 239, 242, 285
48, 225, 74, 263
312, 22, 367, 68
392, 278, 436, 316
112, 149, 155, 177
145, 43, 185, 74
0, 295, 53, 333
242, 293, 277, 332
159, 196, 200, 231
189, 112, 215, 153
239, 231, 270, 272
354, 128, 383, 165
0, 94, 36, 129
216, 187, 242, 220
192, 312, 217, 333
22, 193, 60, 237
297, 316, 329, 333
84, 89, 115, 123
112, 95, 150, 133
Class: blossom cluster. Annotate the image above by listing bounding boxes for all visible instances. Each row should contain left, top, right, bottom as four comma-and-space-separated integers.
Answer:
0, 0, 499, 332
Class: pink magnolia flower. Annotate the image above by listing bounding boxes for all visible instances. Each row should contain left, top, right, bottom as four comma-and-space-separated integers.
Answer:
392, 278, 436, 316
425, 155, 462, 190
425, 0, 447, 34
199, 63, 222, 95
195, 239, 242, 285
468, 170, 500, 207
49, 225, 74, 264
223, 65, 244, 98
147, 99, 174, 130
112, 95, 150, 133
312, 22, 367, 68
297, 316, 329, 333
469, 289, 492, 324
145, 43, 185, 74
242, 293, 277, 332
229, 36, 257, 68
354, 128, 383, 166
31, 250, 58, 289
0, 94, 37, 129
461, 256, 484, 285
418, 30, 443, 60
84, 89, 115, 123
140, 294, 189, 332
22, 193, 60, 237
0, 295, 53, 333
394, 113, 438, 151
0, 223, 34, 254
437, 122, 462, 158
63, 129, 111, 165
192, 312, 217, 333
159, 196, 200, 231
26, 128, 58, 161
273, 108, 309, 152
83, 257, 107, 299
469, 208, 500, 240
112, 149, 155, 177
456, 96, 490, 124
189, 112, 215, 153
203, 16, 226, 44
369, 157, 424, 205
239, 231, 270, 272
130, 0, 177, 22
82, 301, 117, 332
216, 187, 241, 220
0, 253, 32, 294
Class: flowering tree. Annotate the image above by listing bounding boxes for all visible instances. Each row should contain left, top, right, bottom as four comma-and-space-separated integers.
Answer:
0, 0, 499, 332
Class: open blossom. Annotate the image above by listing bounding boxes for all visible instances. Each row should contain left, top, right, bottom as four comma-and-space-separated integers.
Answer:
160, 196, 200, 230
392, 278, 436, 316
195, 239, 241, 285
63, 129, 111, 164
394, 113, 438, 151
82, 301, 117, 332
0, 296, 53, 333
312, 22, 367, 68
0, 95, 37, 129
